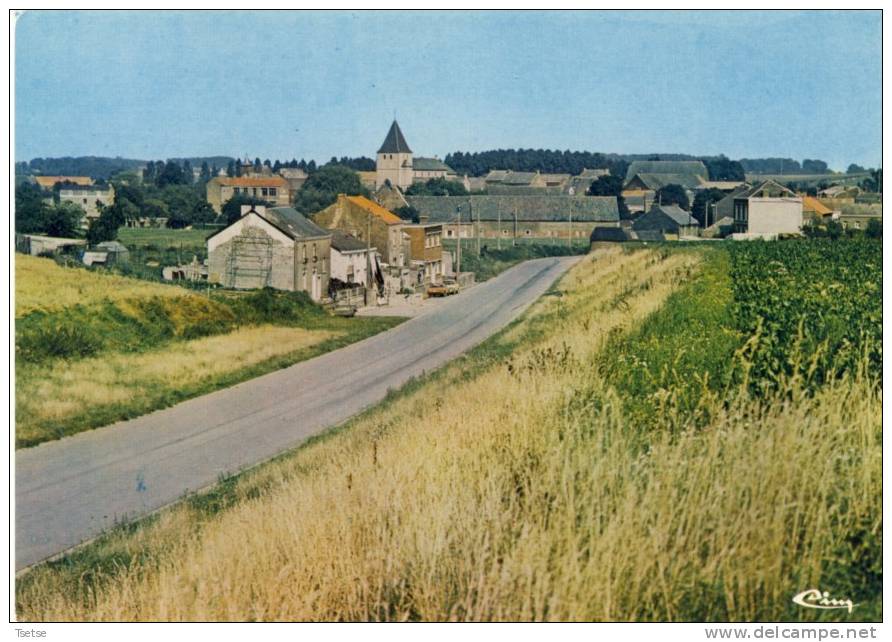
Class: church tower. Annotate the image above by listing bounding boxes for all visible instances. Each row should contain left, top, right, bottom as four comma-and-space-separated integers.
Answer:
375, 120, 413, 190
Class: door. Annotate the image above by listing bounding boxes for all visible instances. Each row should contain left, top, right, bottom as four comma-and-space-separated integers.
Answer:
311, 270, 321, 301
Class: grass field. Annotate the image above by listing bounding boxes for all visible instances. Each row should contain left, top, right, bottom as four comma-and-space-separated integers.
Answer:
14, 256, 402, 447
16, 242, 880, 621
15, 254, 183, 317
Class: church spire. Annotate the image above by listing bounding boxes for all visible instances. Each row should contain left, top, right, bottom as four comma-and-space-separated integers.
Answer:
377, 120, 412, 154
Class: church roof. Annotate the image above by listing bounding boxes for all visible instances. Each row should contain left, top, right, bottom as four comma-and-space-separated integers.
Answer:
377, 120, 412, 154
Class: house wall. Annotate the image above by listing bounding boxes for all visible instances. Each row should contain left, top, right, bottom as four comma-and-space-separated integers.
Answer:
293, 236, 331, 301
206, 179, 291, 213
207, 213, 296, 291
746, 198, 803, 235
441, 220, 615, 240
59, 186, 114, 226
331, 248, 371, 285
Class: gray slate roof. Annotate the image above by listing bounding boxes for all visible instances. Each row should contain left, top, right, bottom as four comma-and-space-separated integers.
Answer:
413, 157, 454, 172
625, 160, 708, 181
406, 195, 619, 223
632, 204, 698, 233
628, 172, 704, 190
265, 207, 331, 239
330, 230, 371, 253
377, 120, 412, 154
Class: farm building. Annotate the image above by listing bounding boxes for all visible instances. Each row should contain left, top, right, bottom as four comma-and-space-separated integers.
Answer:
732, 180, 803, 236
801, 196, 836, 223
207, 205, 331, 300
702, 216, 735, 239
83, 241, 130, 267
632, 204, 700, 239
405, 195, 619, 240
15, 233, 87, 257
623, 160, 710, 214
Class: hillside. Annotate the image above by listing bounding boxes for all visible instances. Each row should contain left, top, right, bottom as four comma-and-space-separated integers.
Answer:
15, 256, 401, 447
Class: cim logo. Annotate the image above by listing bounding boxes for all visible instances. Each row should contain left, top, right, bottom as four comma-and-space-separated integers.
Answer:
792, 589, 857, 613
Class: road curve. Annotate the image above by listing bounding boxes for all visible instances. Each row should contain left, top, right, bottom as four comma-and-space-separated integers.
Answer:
16, 255, 580, 570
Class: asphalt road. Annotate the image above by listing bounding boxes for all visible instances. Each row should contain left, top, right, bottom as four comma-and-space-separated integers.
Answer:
15, 255, 580, 571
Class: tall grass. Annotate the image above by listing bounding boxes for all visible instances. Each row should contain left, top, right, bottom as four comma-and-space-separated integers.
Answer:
17, 247, 879, 621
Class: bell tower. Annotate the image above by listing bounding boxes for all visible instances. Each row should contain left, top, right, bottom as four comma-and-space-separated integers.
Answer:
375, 120, 413, 190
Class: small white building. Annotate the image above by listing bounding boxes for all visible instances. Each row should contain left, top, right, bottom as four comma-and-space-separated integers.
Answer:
330, 230, 375, 287
733, 180, 803, 237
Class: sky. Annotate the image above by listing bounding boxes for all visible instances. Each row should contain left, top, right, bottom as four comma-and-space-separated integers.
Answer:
14, 9, 882, 170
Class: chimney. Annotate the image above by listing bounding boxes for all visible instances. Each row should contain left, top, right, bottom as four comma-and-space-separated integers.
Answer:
419, 214, 430, 224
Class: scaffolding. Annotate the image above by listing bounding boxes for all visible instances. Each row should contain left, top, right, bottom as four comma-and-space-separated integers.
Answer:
225, 230, 274, 289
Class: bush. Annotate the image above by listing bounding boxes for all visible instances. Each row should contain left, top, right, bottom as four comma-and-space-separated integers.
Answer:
17, 323, 103, 363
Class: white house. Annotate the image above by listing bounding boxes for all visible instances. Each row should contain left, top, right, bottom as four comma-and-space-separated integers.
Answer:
330, 230, 375, 287
733, 180, 803, 237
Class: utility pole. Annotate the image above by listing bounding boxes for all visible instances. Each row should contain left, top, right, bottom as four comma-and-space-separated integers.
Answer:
497, 201, 502, 250
568, 211, 572, 248
365, 209, 371, 306
475, 201, 480, 257
455, 205, 461, 278
513, 207, 517, 246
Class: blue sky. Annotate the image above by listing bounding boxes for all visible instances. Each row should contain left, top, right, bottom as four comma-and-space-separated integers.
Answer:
15, 10, 881, 170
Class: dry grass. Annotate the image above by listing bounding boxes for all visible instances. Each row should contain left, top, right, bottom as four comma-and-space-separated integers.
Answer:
16, 248, 881, 621
15, 254, 185, 318
15, 325, 338, 446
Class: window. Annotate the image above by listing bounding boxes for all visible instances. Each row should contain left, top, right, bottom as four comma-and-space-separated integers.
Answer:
83, 199, 88, 204
252, 188, 258, 196
269, 187, 277, 196
313, 244, 317, 259
525, 229, 531, 236
261, 188, 268, 196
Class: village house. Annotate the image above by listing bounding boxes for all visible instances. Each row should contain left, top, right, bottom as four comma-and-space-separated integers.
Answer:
402, 223, 444, 285
313, 194, 407, 268
406, 195, 620, 240
15, 233, 87, 257
732, 180, 803, 237
205, 175, 293, 213
56, 183, 116, 228
632, 203, 700, 239
330, 230, 376, 285
207, 205, 331, 300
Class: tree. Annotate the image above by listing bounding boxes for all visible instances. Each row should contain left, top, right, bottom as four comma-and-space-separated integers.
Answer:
704, 155, 745, 181
405, 177, 469, 196
226, 161, 235, 177
221, 194, 272, 225
156, 161, 187, 187
199, 162, 212, 184
293, 164, 368, 214
655, 184, 690, 211
14, 182, 50, 233
86, 201, 127, 244
866, 218, 882, 239
182, 160, 194, 185
802, 159, 829, 174
691, 188, 726, 227
44, 201, 84, 237
847, 163, 866, 174
587, 175, 630, 219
